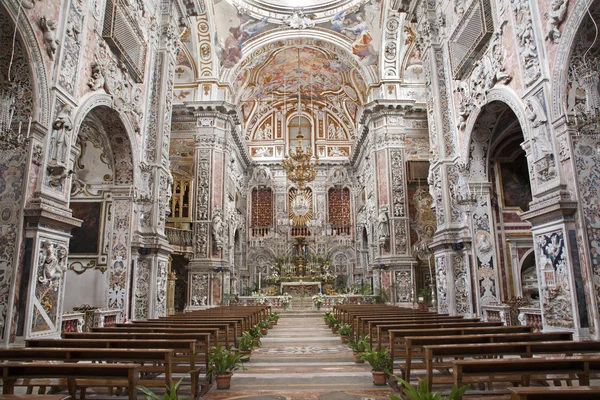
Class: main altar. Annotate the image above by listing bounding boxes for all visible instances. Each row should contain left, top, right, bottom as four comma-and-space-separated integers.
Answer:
265, 237, 335, 295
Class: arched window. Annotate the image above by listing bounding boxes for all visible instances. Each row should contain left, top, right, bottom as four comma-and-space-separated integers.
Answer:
288, 115, 312, 153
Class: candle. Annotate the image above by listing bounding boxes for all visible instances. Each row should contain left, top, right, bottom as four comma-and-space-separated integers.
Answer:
26, 116, 31, 138
18, 121, 22, 134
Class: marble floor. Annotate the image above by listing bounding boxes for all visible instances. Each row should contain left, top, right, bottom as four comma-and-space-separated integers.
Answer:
202, 310, 394, 400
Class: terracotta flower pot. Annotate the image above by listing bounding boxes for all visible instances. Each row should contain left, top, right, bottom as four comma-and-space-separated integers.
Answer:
371, 370, 387, 386
332, 326, 339, 333
240, 350, 251, 362
341, 335, 349, 343
352, 351, 364, 363
260, 328, 268, 335
216, 373, 233, 389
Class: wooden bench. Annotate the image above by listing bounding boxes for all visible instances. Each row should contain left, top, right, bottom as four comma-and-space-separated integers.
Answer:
130, 319, 241, 341
376, 321, 504, 350
357, 316, 471, 340
91, 326, 225, 347
508, 386, 600, 399
389, 325, 533, 364
423, 341, 600, 391
397, 331, 573, 383
0, 395, 70, 400
453, 356, 600, 399
32, 337, 208, 398
0, 363, 140, 400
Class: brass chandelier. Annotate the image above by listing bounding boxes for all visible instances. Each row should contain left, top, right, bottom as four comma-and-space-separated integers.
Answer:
281, 46, 319, 190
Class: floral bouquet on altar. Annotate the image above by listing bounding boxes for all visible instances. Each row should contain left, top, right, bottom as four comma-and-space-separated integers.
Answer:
312, 293, 325, 310
281, 293, 292, 309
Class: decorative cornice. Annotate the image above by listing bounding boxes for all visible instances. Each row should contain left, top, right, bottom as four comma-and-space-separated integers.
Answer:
520, 190, 578, 227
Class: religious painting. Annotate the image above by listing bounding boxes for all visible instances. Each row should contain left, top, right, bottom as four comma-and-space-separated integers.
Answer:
251, 146, 274, 158
317, 0, 382, 66
69, 202, 102, 254
499, 157, 532, 211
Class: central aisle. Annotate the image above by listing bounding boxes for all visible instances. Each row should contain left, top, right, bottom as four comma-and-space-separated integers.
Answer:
204, 310, 394, 400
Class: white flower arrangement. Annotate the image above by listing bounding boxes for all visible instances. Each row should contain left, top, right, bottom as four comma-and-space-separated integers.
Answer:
281, 293, 292, 308
312, 293, 326, 307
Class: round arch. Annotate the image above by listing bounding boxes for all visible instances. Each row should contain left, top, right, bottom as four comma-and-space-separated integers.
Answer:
72, 94, 139, 186
221, 29, 378, 91
1, 2, 50, 126
549, 0, 595, 121
460, 87, 531, 176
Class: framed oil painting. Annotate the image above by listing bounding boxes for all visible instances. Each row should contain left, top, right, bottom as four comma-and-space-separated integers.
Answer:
499, 159, 532, 211
69, 202, 102, 254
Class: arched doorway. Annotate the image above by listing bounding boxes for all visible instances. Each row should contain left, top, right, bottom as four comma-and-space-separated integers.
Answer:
65, 105, 135, 317
465, 100, 536, 316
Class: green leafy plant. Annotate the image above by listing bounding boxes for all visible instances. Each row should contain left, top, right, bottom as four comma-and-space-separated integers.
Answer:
207, 344, 248, 380
136, 374, 190, 400
389, 377, 469, 400
360, 345, 392, 372
248, 325, 263, 346
347, 334, 369, 353
236, 331, 255, 351
257, 320, 270, 330
336, 323, 352, 336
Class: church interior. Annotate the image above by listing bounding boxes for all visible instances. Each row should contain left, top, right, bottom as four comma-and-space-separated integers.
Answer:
3, 0, 600, 397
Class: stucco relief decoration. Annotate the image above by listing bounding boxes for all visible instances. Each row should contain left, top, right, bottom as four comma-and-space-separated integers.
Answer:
395, 270, 412, 303
472, 206, 498, 305
196, 150, 210, 221
545, 0, 568, 44
390, 150, 405, 217
145, 54, 163, 161
436, 255, 448, 314
572, 135, 600, 305
454, 29, 512, 131
510, 0, 541, 86
283, 10, 315, 29
134, 260, 150, 320
536, 230, 574, 328
39, 16, 60, 60
58, 1, 84, 96
428, 167, 445, 225
212, 206, 225, 250
394, 220, 407, 254
195, 222, 209, 258
107, 199, 131, 313
190, 274, 208, 306
434, 49, 455, 156
31, 239, 67, 334
158, 172, 173, 230
525, 96, 556, 183
453, 255, 471, 314
155, 261, 167, 317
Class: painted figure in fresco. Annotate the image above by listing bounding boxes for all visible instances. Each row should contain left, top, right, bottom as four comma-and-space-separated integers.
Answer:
343, 14, 377, 65
218, 17, 268, 68
331, 11, 346, 31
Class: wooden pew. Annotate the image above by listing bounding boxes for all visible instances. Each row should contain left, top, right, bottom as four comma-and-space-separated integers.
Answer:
376, 321, 504, 349
357, 315, 470, 340
508, 386, 600, 399
425, 341, 600, 391
389, 325, 533, 363
397, 331, 573, 382
0, 363, 140, 400
45, 336, 209, 398
0, 395, 70, 400
453, 356, 600, 399
119, 322, 239, 347
91, 326, 226, 347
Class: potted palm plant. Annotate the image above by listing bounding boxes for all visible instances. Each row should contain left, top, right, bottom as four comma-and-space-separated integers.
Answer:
207, 344, 248, 389
360, 345, 392, 386
271, 312, 281, 325
390, 377, 469, 400
236, 331, 255, 362
248, 325, 263, 346
258, 320, 270, 335
347, 334, 369, 363
336, 323, 352, 343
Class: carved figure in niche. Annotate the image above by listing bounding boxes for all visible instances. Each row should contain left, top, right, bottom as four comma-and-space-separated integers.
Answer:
475, 231, 493, 254
39, 16, 60, 60
545, 0, 567, 44
66, 20, 82, 44
377, 206, 390, 244
51, 105, 74, 165
212, 208, 225, 249
39, 242, 67, 284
